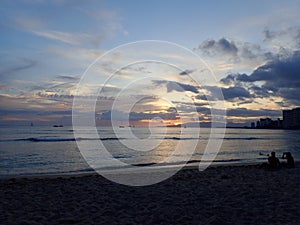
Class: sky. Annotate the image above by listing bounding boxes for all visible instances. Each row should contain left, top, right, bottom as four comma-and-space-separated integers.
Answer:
1, 0, 300, 126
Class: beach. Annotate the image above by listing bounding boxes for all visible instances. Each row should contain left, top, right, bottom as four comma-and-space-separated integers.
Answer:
1, 163, 299, 225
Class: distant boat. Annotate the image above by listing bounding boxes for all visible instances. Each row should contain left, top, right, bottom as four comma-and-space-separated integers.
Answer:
53, 125, 64, 127
119, 126, 125, 128
30, 122, 34, 127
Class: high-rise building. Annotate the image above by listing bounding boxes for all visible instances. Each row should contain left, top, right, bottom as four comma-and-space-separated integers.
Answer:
283, 107, 300, 129
294, 108, 300, 127
283, 110, 293, 128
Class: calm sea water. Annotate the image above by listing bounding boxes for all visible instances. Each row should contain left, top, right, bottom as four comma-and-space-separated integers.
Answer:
0, 126, 299, 177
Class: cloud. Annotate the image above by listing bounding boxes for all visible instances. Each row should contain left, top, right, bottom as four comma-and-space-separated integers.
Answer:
44, 82, 76, 93
47, 46, 104, 63
179, 69, 195, 76
198, 38, 238, 57
10, 1, 125, 48
197, 27, 300, 66
56, 75, 80, 81
220, 74, 240, 85
173, 101, 209, 113
0, 108, 72, 124
32, 30, 103, 46
37, 92, 75, 99
221, 86, 251, 101
101, 109, 179, 122
37, 92, 115, 100
195, 85, 251, 102
195, 37, 275, 69
227, 108, 281, 118
152, 80, 199, 94
0, 58, 37, 77
236, 51, 300, 86
220, 51, 300, 105
263, 26, 300, 49
0, 93, 72, 111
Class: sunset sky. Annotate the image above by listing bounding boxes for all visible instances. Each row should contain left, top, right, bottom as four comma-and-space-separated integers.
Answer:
1, 0, 300, 126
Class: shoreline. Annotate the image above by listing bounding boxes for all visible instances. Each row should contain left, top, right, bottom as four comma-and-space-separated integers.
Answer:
1, 160, 299, 181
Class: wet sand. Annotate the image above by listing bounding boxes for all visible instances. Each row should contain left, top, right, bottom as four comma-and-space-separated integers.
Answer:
1, 163, 299, 225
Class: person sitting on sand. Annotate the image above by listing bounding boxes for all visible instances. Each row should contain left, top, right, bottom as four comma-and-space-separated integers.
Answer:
282, 152, 295, 168
268, 152, 280, 169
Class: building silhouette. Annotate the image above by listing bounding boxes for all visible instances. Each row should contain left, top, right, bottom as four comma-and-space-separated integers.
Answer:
283, 107, 300, 129
252, 107, 300, 129
256, 118, 282, 129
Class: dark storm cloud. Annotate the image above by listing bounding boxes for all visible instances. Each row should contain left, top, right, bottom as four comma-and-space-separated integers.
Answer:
220, 74, 240, 85
237, 51, 300, 86
276, 88, 300, 104
152, 80, 199, 94
196, 86, 251, 102
221, 86, 251, 100
220, 51, 300, 104
248, 86, 269, 98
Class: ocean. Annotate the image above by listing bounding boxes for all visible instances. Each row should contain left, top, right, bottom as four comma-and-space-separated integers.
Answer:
0, 126, 299, 177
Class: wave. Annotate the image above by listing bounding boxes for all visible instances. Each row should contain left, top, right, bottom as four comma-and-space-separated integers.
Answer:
223, 137, 261, 140
164, 137, 198, 140
0, 136, 269, 143
165, 137, 266, 141
0, 137, 124, 142
0, 136, 192, 142
0, 156, 268, 178
106, 158, 248, 168
183, 158, 245, 164
15, 136, 200, 142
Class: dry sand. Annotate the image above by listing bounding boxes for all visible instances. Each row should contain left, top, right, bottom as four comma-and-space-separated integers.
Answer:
1, 163, 299, 225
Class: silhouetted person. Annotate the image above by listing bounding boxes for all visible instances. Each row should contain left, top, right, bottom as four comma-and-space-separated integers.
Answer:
282, 152, 295, 168
268, 152, 280, 169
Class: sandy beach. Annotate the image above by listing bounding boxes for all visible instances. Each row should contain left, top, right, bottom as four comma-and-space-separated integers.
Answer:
1, 163, 299, 225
